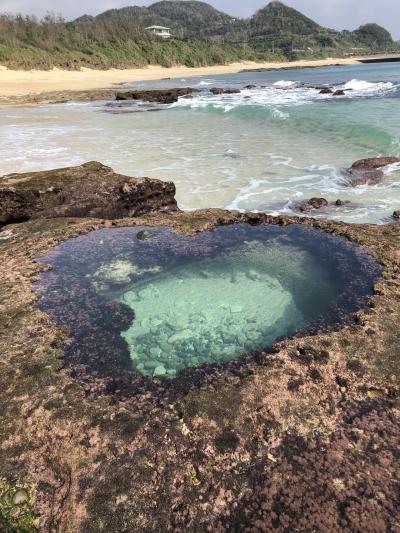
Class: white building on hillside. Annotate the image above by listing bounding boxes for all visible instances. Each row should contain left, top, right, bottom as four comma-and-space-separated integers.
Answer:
146, 26, 172, 39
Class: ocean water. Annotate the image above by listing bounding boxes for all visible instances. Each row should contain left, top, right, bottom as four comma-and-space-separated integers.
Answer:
1, 62, 399, 223
35, 224, 381, 379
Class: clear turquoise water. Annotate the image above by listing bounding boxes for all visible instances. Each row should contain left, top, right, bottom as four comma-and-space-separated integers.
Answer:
117, 241, 330, 377
1, 62, 399, 223
35, 224, 381, 379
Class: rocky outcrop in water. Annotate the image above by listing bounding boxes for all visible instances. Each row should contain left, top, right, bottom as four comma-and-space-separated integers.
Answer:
350, 156, 400, 171
0, 161, 177, 226
347, 156, 400, 186
295, 197, 328, 212
210, 88, 241, 95
115, 88, 195, 104
319, 87, 333, 94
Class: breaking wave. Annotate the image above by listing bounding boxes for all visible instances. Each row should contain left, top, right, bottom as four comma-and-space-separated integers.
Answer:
172, 78, 399, 113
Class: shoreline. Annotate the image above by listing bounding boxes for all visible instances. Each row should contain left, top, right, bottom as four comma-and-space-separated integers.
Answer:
0, 54, 398, 108
0, 57, 364, 104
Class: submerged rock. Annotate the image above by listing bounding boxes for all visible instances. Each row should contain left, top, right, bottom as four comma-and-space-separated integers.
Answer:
153, 365, 167, 377
89, 260, 162, 292
0, 161, 177, 226
92, 260, 139, 286
168, 330, 193, 344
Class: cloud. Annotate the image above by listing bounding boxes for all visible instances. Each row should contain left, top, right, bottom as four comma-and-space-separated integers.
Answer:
1, 0, 399, 38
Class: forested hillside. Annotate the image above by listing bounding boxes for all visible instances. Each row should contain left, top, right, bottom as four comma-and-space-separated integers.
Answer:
0, 0, 397, 70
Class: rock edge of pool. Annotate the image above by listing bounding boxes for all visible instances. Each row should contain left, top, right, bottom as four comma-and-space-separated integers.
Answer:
0, 166, 399, 532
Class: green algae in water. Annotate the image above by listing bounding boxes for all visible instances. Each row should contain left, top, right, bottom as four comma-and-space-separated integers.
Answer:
34, 223, 382, 382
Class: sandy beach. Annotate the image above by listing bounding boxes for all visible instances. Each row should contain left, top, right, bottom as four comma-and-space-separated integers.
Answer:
0, 58, 363, 98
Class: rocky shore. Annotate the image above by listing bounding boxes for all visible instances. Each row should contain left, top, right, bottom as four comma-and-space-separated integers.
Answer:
0, 163, 399, 532
0, 161, 177, 226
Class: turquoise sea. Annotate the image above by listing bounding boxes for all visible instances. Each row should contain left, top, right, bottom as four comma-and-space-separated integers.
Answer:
1, 61, 399, 222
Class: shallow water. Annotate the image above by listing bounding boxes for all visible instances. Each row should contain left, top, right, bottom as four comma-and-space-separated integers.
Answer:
117, 241, 331, 376
35, 224, 381, 380
1, 62, 399, 223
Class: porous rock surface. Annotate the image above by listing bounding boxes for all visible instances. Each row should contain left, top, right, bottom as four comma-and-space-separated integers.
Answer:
0, 161, 177, 226
0, 165, 399, 532
347, 156, 400, 186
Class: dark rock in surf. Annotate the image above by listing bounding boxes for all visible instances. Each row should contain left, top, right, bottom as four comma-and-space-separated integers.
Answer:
115, 88, 195, 104
319, 87, 333, 94
0, 162, 178, 227
210, 88, 241, 95
347, 157, 400, 187
332, 90, 345, 96
347, 170, 384, 186
350, 157, 400, 172
393, 211, 400, 220
295, 198, 329, 212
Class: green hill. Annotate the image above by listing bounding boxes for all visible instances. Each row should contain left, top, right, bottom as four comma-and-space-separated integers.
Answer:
0, 1, 397, 70
148, 1, 238, 38
354, 24, 395, 48
251, 1, 322, 37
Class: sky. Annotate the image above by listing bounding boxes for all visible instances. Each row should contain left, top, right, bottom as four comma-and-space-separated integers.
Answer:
0, 0, 399, 39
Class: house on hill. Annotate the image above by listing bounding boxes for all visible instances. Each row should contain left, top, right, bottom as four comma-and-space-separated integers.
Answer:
146, 26, 172, 39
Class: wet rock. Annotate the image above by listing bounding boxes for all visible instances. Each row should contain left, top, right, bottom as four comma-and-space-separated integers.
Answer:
350, 157, 400, 172
332, 89, 345, 96
295, 198, 329, 212
244, 84, 257, 89
115, 88, 195, 104
0, 162, 178, 226
348, 169, 384, 186
393, 211, 400, 220
335, 199, 350, 206
319, 87, 333, 94
347, 157, 400, 187
210, 88, 241, 95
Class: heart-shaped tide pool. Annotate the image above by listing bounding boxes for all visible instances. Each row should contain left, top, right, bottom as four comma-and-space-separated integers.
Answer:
35, 223, 381, 380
